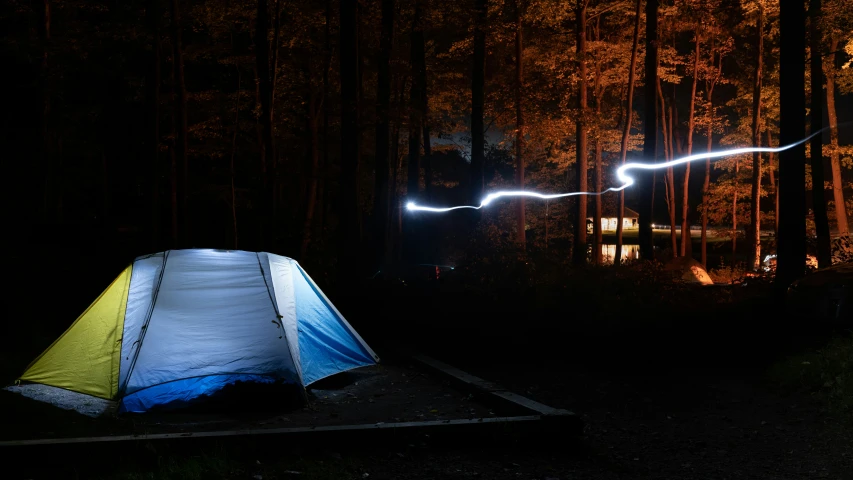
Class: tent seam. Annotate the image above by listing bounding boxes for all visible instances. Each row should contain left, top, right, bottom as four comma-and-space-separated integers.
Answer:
260, 255, 307, 401
256, 253, 285, 336
119, 250, 170, 397
110, 266, 133, 398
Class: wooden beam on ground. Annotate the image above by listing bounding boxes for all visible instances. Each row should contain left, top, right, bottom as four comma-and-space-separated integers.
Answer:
408, 353, 582, 433
0, 415, 543, 448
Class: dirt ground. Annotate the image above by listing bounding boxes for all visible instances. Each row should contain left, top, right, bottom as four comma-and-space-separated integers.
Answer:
0, 363, 500, 442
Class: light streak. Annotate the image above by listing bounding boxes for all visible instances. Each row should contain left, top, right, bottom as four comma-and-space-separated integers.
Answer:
406, 130, 825, 213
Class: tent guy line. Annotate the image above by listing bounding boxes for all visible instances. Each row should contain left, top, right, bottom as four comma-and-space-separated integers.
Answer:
405, 127, 832, 214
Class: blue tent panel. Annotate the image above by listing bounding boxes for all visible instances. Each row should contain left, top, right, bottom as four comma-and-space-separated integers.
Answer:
293, 266, 376, 385
119, 374, 282, 413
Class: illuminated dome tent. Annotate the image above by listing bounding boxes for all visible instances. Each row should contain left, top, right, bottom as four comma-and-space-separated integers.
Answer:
16, 249, 379, 413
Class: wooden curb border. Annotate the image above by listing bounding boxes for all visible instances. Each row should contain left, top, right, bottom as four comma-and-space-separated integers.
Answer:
0, 415, 542, 447
407, 353, 583, 434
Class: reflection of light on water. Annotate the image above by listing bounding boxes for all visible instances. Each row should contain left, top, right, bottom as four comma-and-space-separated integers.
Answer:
594, 244, 640, 265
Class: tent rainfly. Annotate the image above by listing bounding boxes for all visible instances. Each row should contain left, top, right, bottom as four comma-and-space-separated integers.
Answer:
16, 249, 379, 413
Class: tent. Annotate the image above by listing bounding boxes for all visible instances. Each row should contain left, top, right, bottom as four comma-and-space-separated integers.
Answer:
16, 249, 379, 413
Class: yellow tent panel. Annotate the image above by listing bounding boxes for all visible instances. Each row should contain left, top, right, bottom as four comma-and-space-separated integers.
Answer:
18, 266, 132, 399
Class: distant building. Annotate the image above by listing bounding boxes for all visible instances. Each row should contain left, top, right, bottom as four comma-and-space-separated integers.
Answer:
587, 206, 639, 233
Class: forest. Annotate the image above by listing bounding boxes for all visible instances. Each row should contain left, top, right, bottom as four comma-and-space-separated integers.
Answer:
2, 0, 852, 290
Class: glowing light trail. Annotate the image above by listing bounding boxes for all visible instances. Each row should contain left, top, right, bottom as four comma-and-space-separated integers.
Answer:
406, 130, 825, 213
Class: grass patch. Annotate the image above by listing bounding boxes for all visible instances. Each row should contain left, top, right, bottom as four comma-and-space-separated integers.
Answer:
768, 333, 853, 423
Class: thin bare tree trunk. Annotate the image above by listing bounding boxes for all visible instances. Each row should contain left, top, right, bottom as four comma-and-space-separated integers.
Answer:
515, 0, 526, 251
301, 91, 322, 259
256, 0, 275, 249
767, 130, 778, 237
230, 70, 241, 249
147, 0, 161, 249
573, 0, 589, 266
270, 0, 282, 124
701, 48, 723, 267
749, 4, 764, 270
374, 0, 395, 270
702, 123, 712, 267
387, 82, 403, 268
657, 78, 676, 258
36, 0, 51, 220
408, 1, 424, 202
318, 0, 331, 235
732, 157, 739, 269
170, 0, 189, 246
387, 75, 406, 264
825, 37, 849, 237
615, 0, 641, 266
593, 50, 603, 265
681, 29, 700, 257
167, 33, 179, 248
470, 0, 486, 205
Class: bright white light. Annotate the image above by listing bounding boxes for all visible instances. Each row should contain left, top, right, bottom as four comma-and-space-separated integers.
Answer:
405, 132, 821, 213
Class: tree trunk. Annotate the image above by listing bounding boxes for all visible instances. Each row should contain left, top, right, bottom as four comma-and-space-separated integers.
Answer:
255, 0, 275, 250
615, 0, 641, 266
657, 78, 676, 258
767, 130, 778, 237
270, 0, 282, 125
339, 0, 361, 280
387, 81, 404, 268
810, 0, 831, 267
702, 123, 712, 267
408, 2, 425, 203
668, 168, 677, 256
168, 66, 179, 249
732, 156, 739, 269
230, 70, 241, 250
390, 98, 404, 266
318, 0, 332, 234
594, 137, 603, 265
638, 0, 658, 260
35, 0, 51, 220
701, 47, 722, 267
170, 0, 189, 247
470, 0, 487, 206
373, 0, 394, 271
749, 4, 764, 270
681, 30, 700, 258
776, 0, 807, 288
825, 37, 849, 238
417, 33, 432, 203
356, 2, 365, 239
146, 0, 161, 249
404, 4, 424, 265
593, 48, 603, 265
572, 0, 588, 266
516, 0, 526, 251
301, 91, 322, 259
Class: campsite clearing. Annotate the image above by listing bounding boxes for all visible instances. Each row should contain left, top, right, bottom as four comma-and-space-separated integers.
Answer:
1, 361, 504, 443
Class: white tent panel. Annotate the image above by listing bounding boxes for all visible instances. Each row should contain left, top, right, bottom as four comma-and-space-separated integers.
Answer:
122, 250, 297, 398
